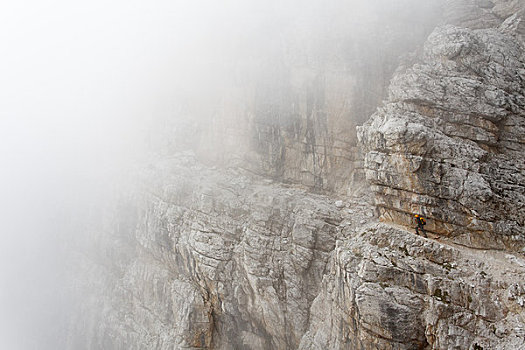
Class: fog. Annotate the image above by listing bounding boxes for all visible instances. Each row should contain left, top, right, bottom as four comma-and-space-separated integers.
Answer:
0, 1, 231, 348
0, 0, 441, 348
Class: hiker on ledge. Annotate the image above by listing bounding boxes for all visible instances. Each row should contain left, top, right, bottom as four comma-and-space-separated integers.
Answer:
414, 214, 427, 238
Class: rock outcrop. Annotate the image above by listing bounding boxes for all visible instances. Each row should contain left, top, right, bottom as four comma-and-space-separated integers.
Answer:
300, 224, 525, 349
170, 1, 443, 193
69, 153, 352, 349
70, 152, 525, 349
445, 0, 524, 29
69, 1, 525, 349
358, 18, 525, 250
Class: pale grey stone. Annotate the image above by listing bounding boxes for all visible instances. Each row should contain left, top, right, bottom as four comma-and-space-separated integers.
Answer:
68, 3, 525, 350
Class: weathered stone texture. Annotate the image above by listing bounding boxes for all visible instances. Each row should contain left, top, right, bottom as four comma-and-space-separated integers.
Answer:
176, 1, 444, 193
72, 154, 525, 349
72, 154, 347, 349
69, 3, 525, 350
358, 20, 525, 249
445, 0, 522, 29
299, 224, 525, 350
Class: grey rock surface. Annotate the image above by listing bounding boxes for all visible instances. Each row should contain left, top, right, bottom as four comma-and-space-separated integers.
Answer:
299, 224, 525, 350
162, 1, 443, 193
70, 154, 525, 349
70, 153, 347, 349
68, 2, 525, 350
358, 19, 525, 250
445, 0, 524, 29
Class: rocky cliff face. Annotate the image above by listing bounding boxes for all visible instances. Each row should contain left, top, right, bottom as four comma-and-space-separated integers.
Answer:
70, 1, 525, 349
358, 13, 525, 250
71, 154, 349, 349
300, 224, 525, 350
173, 1, 444, 193
71, 153, 525, 350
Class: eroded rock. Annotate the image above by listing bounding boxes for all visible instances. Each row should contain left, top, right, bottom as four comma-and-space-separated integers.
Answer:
358, 22, 525, 250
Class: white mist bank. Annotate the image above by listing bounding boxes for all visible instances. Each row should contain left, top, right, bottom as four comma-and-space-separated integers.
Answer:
0, 1, 216, 348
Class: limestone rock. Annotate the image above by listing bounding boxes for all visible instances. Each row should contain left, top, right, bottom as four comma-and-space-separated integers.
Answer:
299, 224, 525, 350
164, 2, 443, 193
71, 154, 348, 349
445, 0, 525, 29
70, 155, 525, 349
358, 21, 525, 250
68, 4, 525, 350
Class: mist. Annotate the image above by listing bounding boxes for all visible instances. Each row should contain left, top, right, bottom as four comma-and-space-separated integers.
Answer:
0, 1, 223, 348
0, 0, 442, 348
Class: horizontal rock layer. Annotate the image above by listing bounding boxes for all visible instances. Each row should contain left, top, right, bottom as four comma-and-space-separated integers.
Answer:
69, 2, 525, 349
69, 155, 525, 349
71, 154, 347, 349
300, 223, 525, 350
358, 19, 525, 250
160, 1, 444, 193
